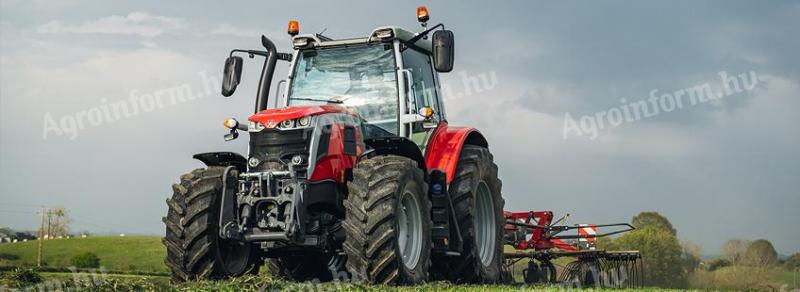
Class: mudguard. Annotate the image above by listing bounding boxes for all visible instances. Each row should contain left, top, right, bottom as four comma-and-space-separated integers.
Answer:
193, 152, 247, 172
363, 136, 427, 172
424, 121, 489, 183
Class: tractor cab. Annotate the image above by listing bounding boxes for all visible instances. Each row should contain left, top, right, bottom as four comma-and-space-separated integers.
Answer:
284, 26, 453, 146
220, 15, 454, 153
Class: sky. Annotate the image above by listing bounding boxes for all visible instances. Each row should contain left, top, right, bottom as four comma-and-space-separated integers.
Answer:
1, 0, 798, 255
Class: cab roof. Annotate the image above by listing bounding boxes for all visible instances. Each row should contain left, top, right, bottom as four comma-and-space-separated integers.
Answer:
291, 26, 432, 53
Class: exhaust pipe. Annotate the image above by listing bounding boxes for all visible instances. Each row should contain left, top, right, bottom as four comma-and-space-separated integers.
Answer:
255, 35, 278, 113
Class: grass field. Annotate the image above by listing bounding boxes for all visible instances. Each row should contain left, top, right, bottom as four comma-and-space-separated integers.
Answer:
0, 236, 166, 274
1, 236, 796, 290
776, 269, 800, 288
5, 272, 678, 292
0, 236, 663, 290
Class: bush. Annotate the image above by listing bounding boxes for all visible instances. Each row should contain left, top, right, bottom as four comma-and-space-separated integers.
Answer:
0, 253, 19, 260
705, 257, 731, 271
744, 239, 778, 267
5, 268, 43, 285
688, 266, 777, 290
631, 211, 676, 235
785, 252, 800, 269
71, 252, 101, 269
607, 226, 687, 288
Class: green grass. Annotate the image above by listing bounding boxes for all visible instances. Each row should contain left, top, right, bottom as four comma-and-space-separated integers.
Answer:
688, 265, 799, 290
0, 236, 166, 274
5, 236, 795, 290
5, 273, 679, 291
774, 268, 800, 289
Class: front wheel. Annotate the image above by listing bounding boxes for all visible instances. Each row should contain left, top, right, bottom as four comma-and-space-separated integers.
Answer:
342, 155, 432, 284
162, 167, 262, 283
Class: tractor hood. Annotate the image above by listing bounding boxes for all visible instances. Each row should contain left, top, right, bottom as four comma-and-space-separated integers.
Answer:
248, 105, 359, 129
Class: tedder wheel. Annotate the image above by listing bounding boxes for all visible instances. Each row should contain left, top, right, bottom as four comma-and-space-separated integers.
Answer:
163, 167, 262, 283
431, 145, 505, 283
343, 155, 432, 284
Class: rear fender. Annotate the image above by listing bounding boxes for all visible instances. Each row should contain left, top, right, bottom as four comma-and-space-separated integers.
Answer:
424, 121, 489, 183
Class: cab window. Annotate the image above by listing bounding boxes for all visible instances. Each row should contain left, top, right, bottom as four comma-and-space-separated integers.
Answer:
401, 47, 440, 125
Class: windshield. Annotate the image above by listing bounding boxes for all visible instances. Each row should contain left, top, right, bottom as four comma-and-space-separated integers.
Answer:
288, 44, 399, 135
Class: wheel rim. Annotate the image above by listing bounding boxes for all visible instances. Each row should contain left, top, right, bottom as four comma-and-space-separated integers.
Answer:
398, 190, 423, 269
474, 181, 496, 266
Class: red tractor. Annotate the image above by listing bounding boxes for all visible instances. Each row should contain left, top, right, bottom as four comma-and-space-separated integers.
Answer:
163, 7, 506, 284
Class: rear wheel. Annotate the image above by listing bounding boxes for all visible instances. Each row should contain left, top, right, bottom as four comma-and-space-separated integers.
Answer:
343, 155, 431, 284
431, 145, 505, 283
162, 167, 262, 283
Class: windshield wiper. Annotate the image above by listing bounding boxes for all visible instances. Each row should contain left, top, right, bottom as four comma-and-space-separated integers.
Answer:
290, 97, 343, 104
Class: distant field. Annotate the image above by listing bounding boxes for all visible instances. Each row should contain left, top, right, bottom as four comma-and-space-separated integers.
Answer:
0, 237, 536, 278
0, 237, 661, 291
0, 236, 166, 274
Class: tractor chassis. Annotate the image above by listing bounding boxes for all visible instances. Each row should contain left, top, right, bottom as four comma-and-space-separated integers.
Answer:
217, 166, 345, 254
214, 164, 464, 257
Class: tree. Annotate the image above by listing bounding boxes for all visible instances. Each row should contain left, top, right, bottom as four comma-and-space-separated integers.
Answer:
608, 226, 687, 288
743, 239, 778, 267
45, 207, 71, 238
631, 211, 676, 236
681, 240, 703, 273
721, 239, 750, 267
0, 227, 14, 238
785, 253, 800, 269
705, 257, 731, 271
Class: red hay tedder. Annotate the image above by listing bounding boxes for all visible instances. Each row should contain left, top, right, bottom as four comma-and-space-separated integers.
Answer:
502, 211, 642, 286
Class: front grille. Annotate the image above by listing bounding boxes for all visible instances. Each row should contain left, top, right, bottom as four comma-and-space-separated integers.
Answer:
249, 128, 312, 173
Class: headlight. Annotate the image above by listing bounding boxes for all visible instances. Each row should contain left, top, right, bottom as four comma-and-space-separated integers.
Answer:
291, 155, 304, 165
280, 119, 295, 129
374, 29, 394, 40
297, 116, 310, 127
249, 121, 265, 131
248, 157, 260, 167
277, 117, 314, 129
292, 37, 314, 49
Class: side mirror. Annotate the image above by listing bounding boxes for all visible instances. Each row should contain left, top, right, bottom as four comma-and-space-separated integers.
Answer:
221, 56, 243, 97
432, 30, 454, 72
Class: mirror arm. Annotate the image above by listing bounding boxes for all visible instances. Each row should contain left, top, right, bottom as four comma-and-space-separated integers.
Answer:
230, 49, 268, 58
402, 23, 444, 51
230, 49, 292, 61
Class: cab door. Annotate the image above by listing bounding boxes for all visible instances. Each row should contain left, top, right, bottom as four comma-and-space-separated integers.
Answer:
400, 46, 444, 151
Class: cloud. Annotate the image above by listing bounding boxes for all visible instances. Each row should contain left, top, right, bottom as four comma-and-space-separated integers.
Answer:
37, 12, 186, 37
208, 23, 266, 38
139, 40, 158, 48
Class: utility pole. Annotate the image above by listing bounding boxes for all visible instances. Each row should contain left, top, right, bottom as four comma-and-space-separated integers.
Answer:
37, 206, 45, 268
